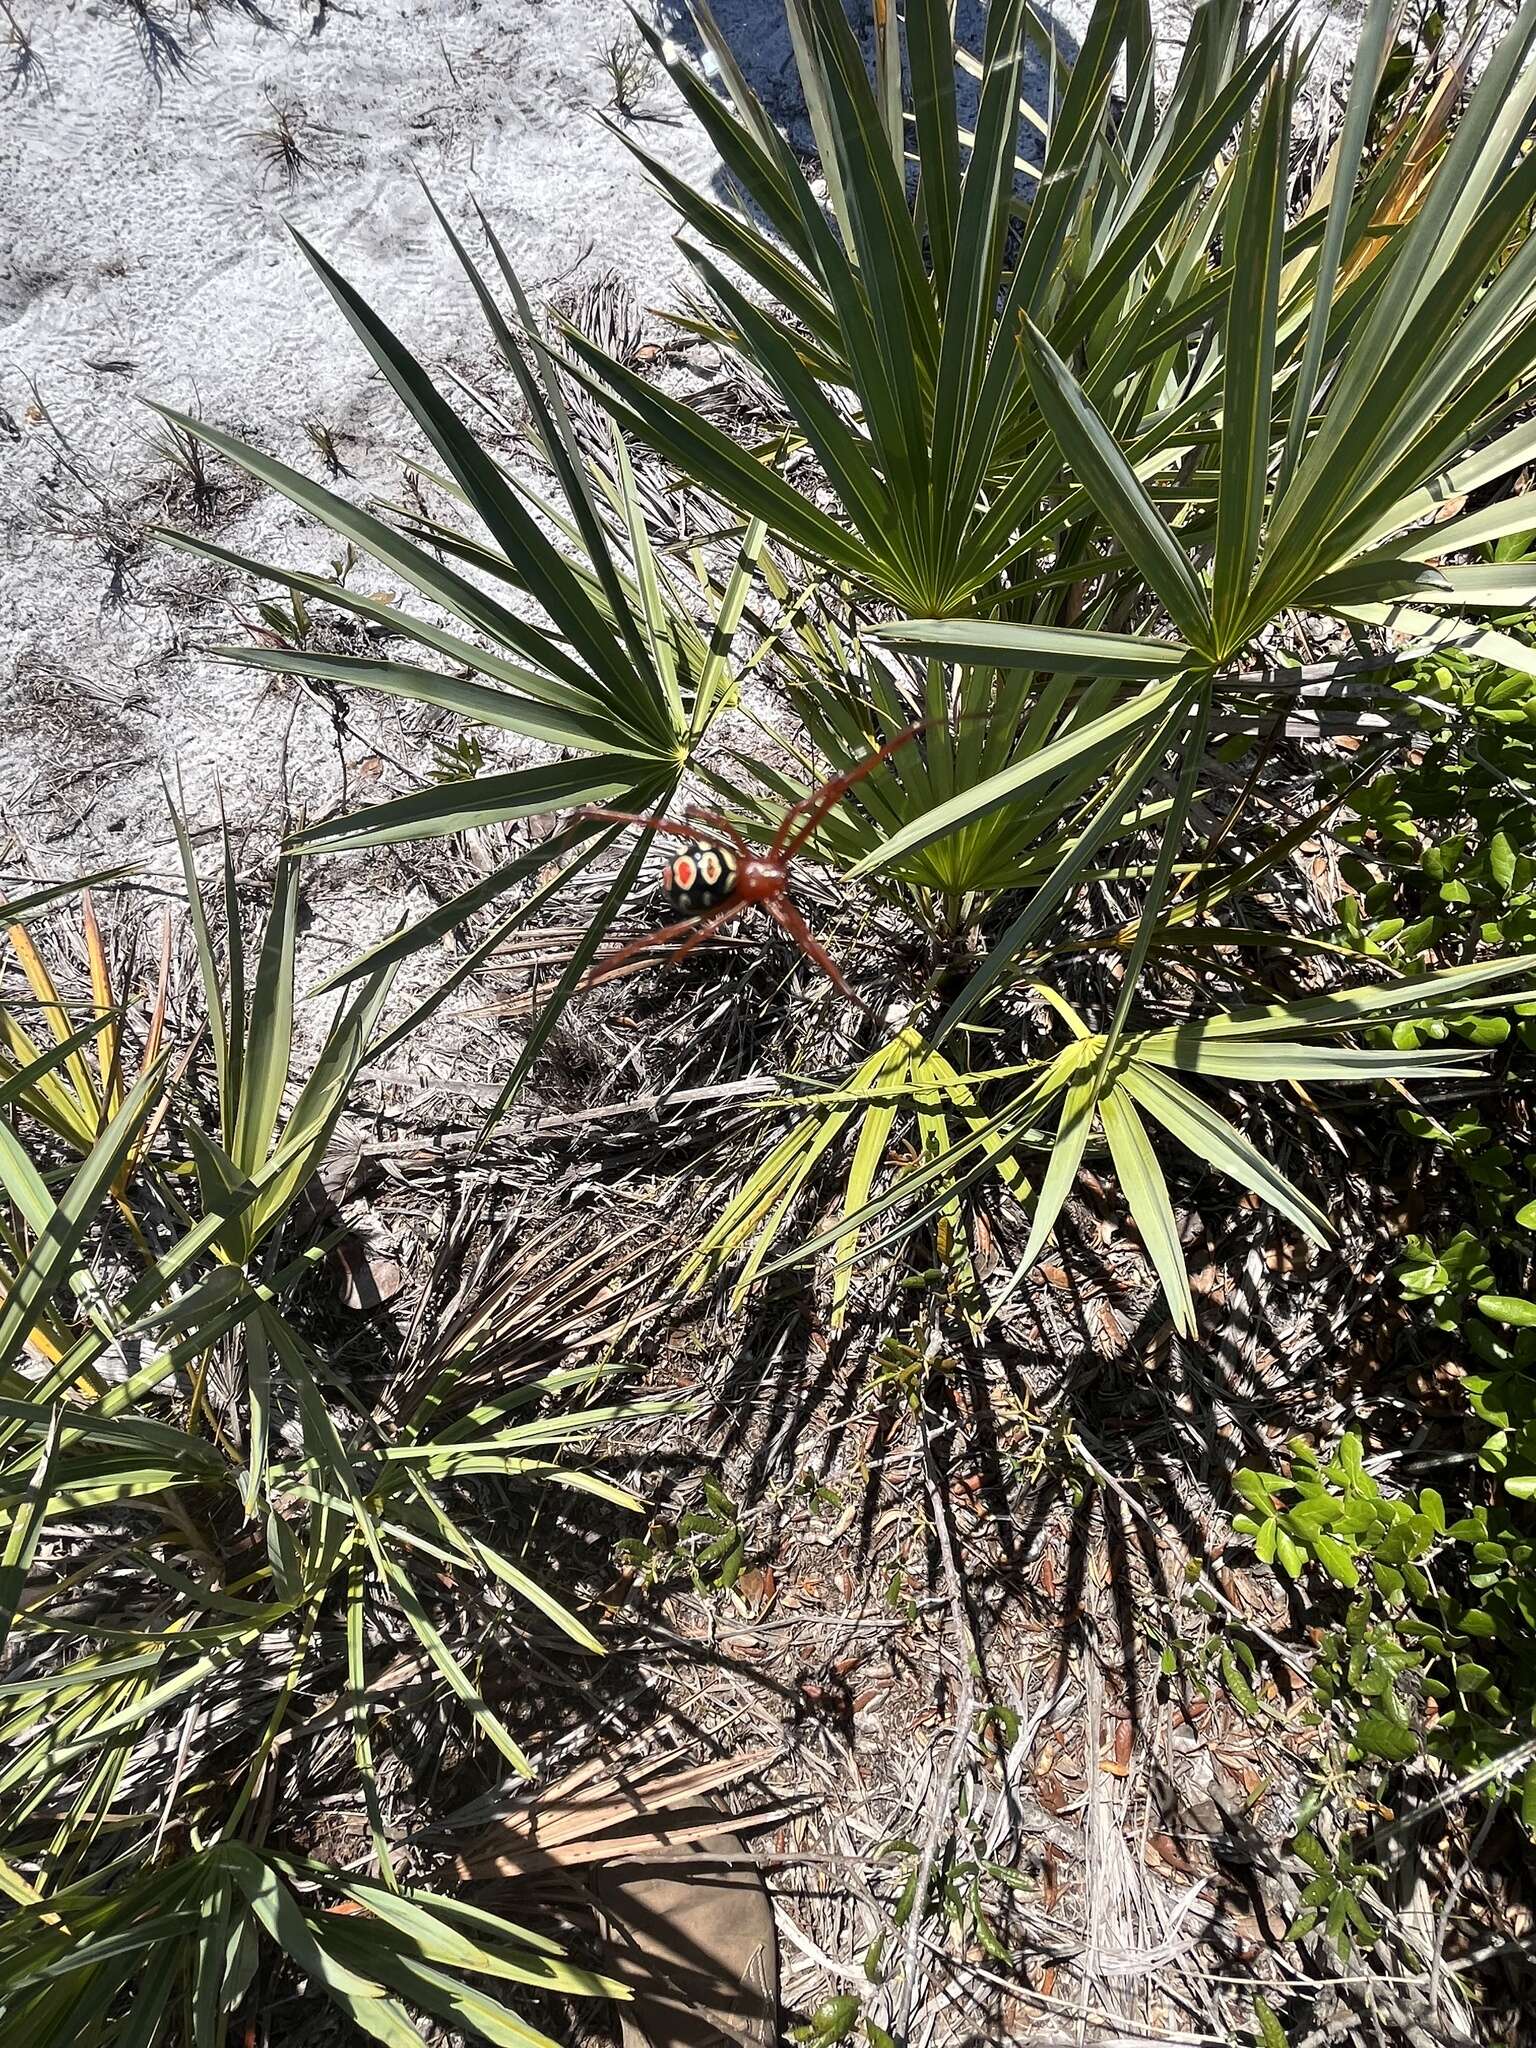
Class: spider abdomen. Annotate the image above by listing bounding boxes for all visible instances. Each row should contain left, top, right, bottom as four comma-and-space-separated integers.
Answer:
662, 843, 738, 916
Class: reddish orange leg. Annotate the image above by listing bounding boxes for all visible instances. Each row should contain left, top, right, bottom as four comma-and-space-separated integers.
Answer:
581, 897, 753, 991
774, 720, 930, 861
684, 807, 752, 856
581, 913, 708, 991
575, 807, 739, 855
766, 898, 876, 1018
663, 899, 749, 966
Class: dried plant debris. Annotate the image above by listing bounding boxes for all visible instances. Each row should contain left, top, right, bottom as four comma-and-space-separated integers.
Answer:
301, 414, 347, 475
244, 89, 331, 191
193, 0, 277, 30
2, 0, 47, 96
598, 28, 662, 123
146, 413, 226, 520
553, 266, 659, 375
114, 0, 192, 92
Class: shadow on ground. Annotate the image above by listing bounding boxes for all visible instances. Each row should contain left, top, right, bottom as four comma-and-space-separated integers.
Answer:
648, 0, 1076, 192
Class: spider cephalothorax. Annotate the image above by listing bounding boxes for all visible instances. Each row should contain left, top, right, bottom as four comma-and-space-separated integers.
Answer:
574, 723, 929, 1011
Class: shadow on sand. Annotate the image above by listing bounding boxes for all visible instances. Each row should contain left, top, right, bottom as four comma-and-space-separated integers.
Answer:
647, 0, 1078, 198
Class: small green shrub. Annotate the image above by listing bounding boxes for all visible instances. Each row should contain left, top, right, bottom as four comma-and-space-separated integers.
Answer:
1234, 622, 1536, 1945
1235, 1432, 1536, 1816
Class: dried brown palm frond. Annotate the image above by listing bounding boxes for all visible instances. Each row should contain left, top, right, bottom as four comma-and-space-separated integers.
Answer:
382, 1197, 676, 1429
553, 268, 655, 374
452, 1746, 785, 1882
454, 1749, 786, 2048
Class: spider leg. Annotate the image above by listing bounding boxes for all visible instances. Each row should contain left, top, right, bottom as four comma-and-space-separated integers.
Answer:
580, 914, 706, 991
774, 719, 931, 861
581, 893, 754, 990
683, 807, 752, 856
574, 807, 736, 853
663, 897, 749, 965
766, 897, 876, 1018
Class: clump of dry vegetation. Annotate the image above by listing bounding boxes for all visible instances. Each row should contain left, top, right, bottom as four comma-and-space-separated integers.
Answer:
2, 1, 48, 97
244, 87, 331, 191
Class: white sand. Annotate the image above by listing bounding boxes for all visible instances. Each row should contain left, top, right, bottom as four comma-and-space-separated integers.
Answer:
2, 0, 718, 938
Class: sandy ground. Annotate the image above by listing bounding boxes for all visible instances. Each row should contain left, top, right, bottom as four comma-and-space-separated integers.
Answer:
2, 0, 727, 990
0, 0, 1360, 989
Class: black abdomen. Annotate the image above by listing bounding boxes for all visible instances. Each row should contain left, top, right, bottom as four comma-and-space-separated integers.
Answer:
662, 843, 738, 916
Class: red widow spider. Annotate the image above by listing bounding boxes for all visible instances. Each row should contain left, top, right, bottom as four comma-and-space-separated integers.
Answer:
574, 722, 929, 1008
